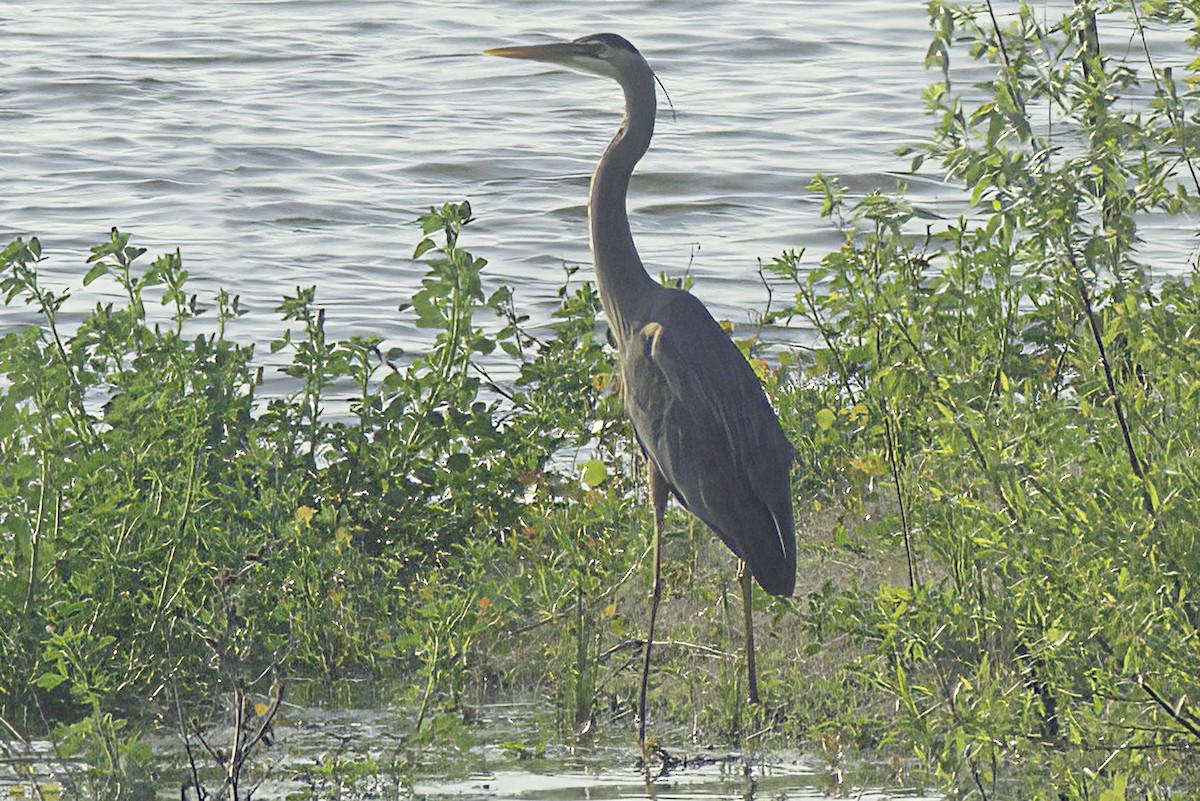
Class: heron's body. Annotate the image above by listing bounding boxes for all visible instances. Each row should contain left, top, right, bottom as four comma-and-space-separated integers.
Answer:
487, 33, 796, 747
619, 289, 796, 595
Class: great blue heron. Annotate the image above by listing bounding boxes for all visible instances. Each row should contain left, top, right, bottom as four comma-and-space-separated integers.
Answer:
487, 33, 796, 747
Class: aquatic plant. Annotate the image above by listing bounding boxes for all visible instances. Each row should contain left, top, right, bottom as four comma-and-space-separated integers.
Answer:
0, 205, 622, 794
764, 2, 1200, 796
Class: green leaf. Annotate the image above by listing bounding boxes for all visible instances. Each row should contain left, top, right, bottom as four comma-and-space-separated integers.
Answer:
34, 671, 66, 691
83, 262, 109, 286
413, 238, 436, 259
1097, 774, 1127, 801
815, 408, 836, 430
581, 459, 608, 488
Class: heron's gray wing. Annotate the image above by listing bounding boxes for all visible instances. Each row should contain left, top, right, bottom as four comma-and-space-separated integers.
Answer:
621, 290, 796, 596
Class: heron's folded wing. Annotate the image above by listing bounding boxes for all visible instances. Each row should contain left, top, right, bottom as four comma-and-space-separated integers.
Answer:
621, 291, 796, 596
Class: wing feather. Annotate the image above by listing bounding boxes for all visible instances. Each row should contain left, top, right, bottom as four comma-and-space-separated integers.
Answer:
620, 290, 796, 596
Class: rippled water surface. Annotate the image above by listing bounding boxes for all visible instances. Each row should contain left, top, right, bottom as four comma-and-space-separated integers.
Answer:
2, 2, 1197, 357
0, 0, 943, 352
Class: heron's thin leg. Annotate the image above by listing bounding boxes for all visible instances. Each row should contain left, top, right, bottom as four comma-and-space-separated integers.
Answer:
738, 560, 759, 705
639, 465, 669, 751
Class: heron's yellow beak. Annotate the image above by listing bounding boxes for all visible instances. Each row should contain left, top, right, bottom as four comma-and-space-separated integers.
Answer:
485, 42, 586, 66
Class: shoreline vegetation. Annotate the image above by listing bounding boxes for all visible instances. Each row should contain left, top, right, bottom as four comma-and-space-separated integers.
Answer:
3, 3, 1200, 798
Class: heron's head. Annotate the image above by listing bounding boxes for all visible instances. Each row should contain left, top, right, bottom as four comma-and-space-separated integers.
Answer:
486, 33, 647, 82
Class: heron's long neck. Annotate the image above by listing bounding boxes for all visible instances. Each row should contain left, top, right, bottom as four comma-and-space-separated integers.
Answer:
589, 68, 658, 344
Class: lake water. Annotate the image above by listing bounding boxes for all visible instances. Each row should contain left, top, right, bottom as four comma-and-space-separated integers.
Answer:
1, 2, 1196, 363
0, 0, 939, 357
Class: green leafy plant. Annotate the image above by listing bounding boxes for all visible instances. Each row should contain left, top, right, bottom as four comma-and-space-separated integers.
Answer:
764, 3, 1200, 796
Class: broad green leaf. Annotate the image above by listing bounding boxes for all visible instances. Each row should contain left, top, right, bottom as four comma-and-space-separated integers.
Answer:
581, 459, 607, 488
